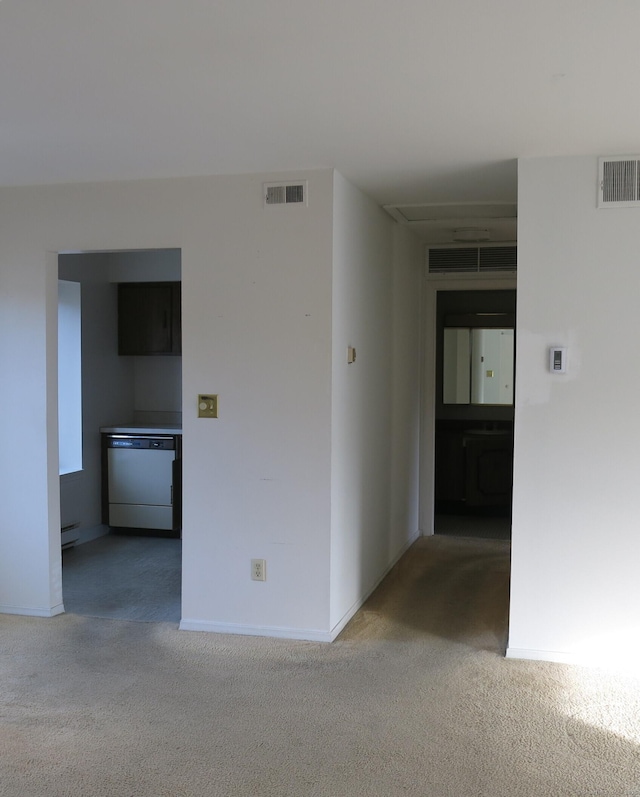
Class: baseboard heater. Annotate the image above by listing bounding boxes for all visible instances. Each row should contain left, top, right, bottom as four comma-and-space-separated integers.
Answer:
61, 522, 80, 549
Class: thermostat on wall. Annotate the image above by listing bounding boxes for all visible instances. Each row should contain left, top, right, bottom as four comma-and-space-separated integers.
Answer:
549, 347, 567, 374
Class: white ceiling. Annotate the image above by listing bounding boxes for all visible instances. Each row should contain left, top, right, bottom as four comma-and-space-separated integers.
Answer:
1, 1, 639, 212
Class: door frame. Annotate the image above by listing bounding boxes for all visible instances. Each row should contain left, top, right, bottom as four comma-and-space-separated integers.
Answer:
419, 271, 518, 535
56, 247, 183, 616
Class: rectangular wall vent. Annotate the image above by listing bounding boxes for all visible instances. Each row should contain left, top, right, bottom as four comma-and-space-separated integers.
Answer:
428, 246, 517, 274
264, 181, 308, 207
598, 157, 640, 207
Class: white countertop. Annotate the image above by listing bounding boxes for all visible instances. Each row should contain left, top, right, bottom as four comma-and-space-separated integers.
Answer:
100, 424, 182, 435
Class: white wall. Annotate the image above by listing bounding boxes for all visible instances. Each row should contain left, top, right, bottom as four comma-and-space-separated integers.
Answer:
133, 356, 182, 420
0, 172, 334, 636
388, 224, 422, 553
509, 155, 640, 668
329, 173, 421, 633
107, 248, 181, 283
0, 169, 423, 640
180, 173, 334, 638
0, 244, 61, 615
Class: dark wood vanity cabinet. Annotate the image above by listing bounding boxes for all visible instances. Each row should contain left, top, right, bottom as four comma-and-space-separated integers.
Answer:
435, 424, 513, 509
118, 282, 181, 355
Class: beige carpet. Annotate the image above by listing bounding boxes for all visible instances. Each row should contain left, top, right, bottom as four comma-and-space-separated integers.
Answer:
1, 536, 639, 796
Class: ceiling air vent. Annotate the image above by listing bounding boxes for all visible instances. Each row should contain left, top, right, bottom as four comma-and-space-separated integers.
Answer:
598, 157, 640, 207
428, 246, 517, 274
264, 181, 308, 207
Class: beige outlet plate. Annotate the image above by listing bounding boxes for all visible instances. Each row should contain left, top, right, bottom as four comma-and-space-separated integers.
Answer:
198, 394, 218, 418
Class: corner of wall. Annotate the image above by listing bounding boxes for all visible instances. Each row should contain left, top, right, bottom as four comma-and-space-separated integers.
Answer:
329, 178, 421, 630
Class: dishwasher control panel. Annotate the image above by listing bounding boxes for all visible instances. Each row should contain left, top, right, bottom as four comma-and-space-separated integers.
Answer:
106, 435, 175, 450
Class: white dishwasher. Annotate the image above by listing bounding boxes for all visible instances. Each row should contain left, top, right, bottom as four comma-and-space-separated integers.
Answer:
106, 434, 176, 530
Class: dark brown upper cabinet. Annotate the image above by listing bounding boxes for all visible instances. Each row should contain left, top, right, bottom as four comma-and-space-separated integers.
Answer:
118, 282, 181, 355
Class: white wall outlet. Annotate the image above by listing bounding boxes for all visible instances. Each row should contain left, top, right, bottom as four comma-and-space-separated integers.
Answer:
251, 559, 266, 581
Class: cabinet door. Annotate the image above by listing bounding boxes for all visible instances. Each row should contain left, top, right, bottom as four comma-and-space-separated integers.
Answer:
464, 434, 513, 507
435, 431, 466, 501
118, 283, 180, 355
170, 282, 181, 354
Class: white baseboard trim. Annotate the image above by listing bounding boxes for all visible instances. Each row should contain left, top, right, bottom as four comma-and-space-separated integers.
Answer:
61, 523, 108, 549
179, 619, 333, 643
328, 528, 422, 641
506, 647, 579, 665
77, 524, 109, 545
0, 602, 65, 618
180, 530, 422, 644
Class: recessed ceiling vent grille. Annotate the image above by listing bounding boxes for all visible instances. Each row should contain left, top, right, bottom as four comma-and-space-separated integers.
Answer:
264, 181, 308, 207
598, 157, 640, 207
428, 246, 517, 274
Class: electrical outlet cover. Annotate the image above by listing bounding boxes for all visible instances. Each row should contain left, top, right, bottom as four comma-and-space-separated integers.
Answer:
251, 559, 266, 581
198, 394, 218, 418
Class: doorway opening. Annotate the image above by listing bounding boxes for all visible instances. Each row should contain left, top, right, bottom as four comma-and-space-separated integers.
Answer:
432, 288, 515, 541
57, 248, 182, 623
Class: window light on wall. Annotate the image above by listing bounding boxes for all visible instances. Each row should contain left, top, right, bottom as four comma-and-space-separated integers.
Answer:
58, 280, 82, 475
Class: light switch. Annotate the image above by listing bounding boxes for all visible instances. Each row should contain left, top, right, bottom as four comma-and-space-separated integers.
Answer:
549, 347, 567, 374
198, 394, 218, 418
